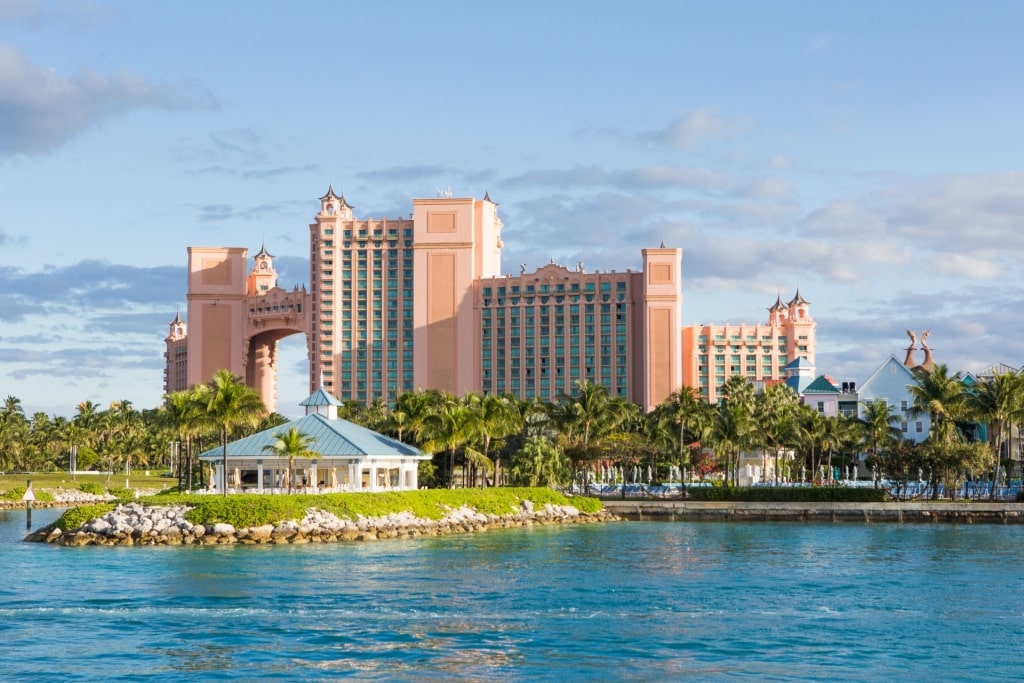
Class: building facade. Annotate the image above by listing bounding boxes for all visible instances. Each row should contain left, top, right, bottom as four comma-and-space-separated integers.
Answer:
164, 244, 311, 413
167, 188, 683, 412
680, 291, 816, 403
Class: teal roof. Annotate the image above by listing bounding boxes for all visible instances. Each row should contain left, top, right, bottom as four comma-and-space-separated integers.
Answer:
300, 387, 343, 407
199, 413, 422, 460
802, 375, 840, 394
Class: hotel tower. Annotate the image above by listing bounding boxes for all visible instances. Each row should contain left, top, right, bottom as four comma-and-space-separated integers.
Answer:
166, 187, 684, 413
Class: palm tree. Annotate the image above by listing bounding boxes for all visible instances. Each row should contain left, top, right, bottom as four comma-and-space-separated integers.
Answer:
754, 383, 800, 483
191, 370, 267, 495
509, 435, 570, 487
966, 372, 1024, 499
716, 376, 756, 486
554, 380, 632, 491
468, 393, 521, 487
908, 363, 967, 445
420, 393, 489, 488
860, 399, 902, 463
263, 427, 317, 494
656, 386, 702, 489
164, 389, 204, 492
797, 405, 825, 482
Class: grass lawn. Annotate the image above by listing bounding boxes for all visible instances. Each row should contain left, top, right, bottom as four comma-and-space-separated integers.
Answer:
0, 471, 177, 495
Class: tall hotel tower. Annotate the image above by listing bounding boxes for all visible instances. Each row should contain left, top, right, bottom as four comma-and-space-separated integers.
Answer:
168, 187, 683, 412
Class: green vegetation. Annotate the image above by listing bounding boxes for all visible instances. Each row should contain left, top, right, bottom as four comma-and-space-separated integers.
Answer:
79, 482, 105, 495
3, 364, 1022, 504
2, 485, 54, 502
55, 487, 601, 530
55, 503, 117, 530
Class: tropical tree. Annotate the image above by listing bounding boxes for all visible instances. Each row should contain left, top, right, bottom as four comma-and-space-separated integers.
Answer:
908, 363, 967, 445
508, 435, 570, 487
753, 384, 800, 483
796, 405, 825, 482
714, 376, 756, 486
190, 370, 267, 495
263, 427, 317, 493
420, 393, 489, 488
654, 386, 702, 488
163, 389, 204, 492
965, 372, 1024, 499
860, 399, 902, 466
468, 393, 521, 487
554, 380, 633, 491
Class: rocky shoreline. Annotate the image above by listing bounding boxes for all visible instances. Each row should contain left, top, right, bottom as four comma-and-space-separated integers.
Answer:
25, 500, 617, 546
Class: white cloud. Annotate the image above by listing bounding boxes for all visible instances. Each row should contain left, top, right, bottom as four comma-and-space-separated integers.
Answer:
642, 107, 746, 150
0, 42, 215, 155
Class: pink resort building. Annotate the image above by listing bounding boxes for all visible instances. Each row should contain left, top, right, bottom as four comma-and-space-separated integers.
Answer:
680, 291, 817, 403
165, 188, 684, 413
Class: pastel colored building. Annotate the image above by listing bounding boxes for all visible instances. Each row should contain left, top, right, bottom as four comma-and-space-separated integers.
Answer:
681, 291, 816, 403
855, 355, 931, 443
166, 188, 683, 412
164, 243, 311, 413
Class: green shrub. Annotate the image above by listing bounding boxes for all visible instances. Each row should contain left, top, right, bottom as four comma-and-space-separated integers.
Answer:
55, 503, 117, 531
140, 487, 604, 528
79, 482, 105, 496
2, 486, 54, 502
107, 487, 134, 500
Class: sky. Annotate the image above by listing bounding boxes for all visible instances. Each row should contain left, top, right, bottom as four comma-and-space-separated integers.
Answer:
2, 0, 1023, 419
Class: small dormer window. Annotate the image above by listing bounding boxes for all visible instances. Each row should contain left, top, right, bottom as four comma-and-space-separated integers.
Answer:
260, 262, 267, 270
327, 203, 336, 215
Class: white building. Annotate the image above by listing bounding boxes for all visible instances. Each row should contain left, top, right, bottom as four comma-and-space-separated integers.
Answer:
199, 388, 430, 493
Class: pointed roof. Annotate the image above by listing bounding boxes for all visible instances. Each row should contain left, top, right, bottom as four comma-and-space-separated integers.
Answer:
300, 387, 343, 408
784, 356, 815, 371
254, 243, 273, 259
320, 184, 338, 201
171, 308, 184, 325
483, 190, 497, 205
788, 289, 810, 306
803, 375, 840, 394
769, 294, 787, 312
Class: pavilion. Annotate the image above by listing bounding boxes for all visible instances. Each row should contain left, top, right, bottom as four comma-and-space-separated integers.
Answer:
198, 388, 429, 493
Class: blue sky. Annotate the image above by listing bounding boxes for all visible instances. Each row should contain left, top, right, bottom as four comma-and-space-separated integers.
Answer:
2, 0, 1023, 418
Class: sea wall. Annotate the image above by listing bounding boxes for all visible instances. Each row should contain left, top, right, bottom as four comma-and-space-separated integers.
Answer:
25, 500, 617, 546
603, 500, 1024, 524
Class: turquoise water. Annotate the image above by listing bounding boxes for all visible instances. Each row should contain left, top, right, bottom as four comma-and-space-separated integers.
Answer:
2, 509, 1023, 682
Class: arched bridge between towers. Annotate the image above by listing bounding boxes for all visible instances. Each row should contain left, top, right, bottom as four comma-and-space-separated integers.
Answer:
244, 286, 312, 409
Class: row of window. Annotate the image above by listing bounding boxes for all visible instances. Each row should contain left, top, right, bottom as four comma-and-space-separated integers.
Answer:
482, 281, 627, 296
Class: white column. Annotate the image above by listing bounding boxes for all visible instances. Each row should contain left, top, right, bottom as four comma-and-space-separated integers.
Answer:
257, 462, 264, 492
310, 461, 318, 493
216, 464, 223, 493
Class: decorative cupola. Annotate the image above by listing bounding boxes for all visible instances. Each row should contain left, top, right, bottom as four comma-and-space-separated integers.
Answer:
166, 309, 187, 341
299, 386, 344, 420
247, 243, 277, 295
320, 184, 353, 219
787, 289, 811, 321
767, 294, 788, 325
